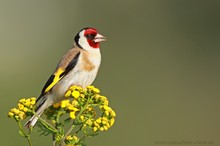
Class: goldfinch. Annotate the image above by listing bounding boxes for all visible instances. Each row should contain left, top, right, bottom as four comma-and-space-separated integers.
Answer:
25, 27, 106, 128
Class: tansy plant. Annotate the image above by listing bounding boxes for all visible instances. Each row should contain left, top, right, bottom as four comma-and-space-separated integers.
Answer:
8, 85, 116, 146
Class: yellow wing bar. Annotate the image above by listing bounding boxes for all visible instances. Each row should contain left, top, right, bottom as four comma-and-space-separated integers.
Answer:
44, 68, 64, 93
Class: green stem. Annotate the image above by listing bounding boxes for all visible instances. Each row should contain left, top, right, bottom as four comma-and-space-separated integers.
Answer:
52, 122, 57, 146
61, 140, 65, 146
64, 124, 75, 138
75, 125, 83, 134
52, 140, 56, 146
17, 122, 32, 146
32, 111, 58, 133
64, 96, 91, 139
53, 111, 64, 146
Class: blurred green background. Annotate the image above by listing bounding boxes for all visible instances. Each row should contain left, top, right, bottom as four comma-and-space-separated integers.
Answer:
1, 0, 220, 146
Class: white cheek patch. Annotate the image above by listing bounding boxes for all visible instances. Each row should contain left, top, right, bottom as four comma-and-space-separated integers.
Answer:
78, 30, 96, 50
79, 37, 93, 50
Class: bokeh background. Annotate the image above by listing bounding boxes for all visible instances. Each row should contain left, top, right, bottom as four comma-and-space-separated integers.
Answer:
1, 0, 220, 146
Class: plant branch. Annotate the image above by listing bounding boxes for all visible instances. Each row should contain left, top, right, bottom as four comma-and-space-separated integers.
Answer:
64, 100, 89, 138
18, 121, 32, 146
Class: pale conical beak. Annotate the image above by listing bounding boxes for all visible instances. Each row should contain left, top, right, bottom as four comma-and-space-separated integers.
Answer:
93, 33, 107, 43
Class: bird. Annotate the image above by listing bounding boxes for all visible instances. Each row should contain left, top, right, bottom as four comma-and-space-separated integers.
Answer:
25, 27, 106, 128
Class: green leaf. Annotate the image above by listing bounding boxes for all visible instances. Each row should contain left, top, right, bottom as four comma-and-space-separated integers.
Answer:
87, 132, 99, 137
64, 117, 71, 123
36, 121, 57, 136
19, 130, 25, 137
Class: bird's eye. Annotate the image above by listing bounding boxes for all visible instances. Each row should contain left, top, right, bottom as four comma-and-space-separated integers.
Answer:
86, 34, 95, 39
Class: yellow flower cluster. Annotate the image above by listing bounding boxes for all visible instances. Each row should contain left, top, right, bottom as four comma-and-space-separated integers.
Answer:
46, 85, 116, 133
51, 85, 104, 120
53, 99, 79, 119
87, 85, 100, 94
89, 105, 116, 132
65, 85, 116, 132
8, 97, 36, 121
65, 85, 84, 99
65, 85, 108, 107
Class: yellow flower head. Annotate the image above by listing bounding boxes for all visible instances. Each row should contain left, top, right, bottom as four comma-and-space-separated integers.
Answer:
72, 90, 80, 98
65, 135, 79, 145
101, 119, 108, 125
85, 119, 93, 126
87, 85, 100, 94
96, 118, 102, 124
110, 109, 116, 117
69, 85, 82, 91
80, 93, 85, 99
11, 108, 20, 115
69, 111, 76, 119
103, 125, 108, 131
19, 98, 26, 103
60, 100, 70, 108
24, 100, 31, 107
66, 135, 74, 141
67, 105, 79, 111
100, 127, 104, 131
17, 103, 24, 111
23, 107, 28, 112
8, 112, 14, 117
30, 97, 36, 101
93, 121, 100, 128
80, 115, 84, 121
18, 111, 26, 120
104, 110, 109, 116
65, 90, 72, 98
92, 87, 100, 94
30, 100, 36, 105
109, 118, 115, 126
53, 102, 60, 108
93, 126, 98, 132
71, 100, 79, 107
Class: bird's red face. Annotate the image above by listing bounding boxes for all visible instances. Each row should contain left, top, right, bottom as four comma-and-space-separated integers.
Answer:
84, 28, 106, 49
